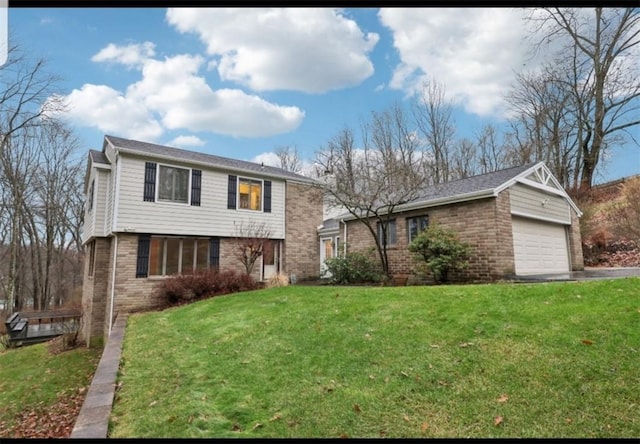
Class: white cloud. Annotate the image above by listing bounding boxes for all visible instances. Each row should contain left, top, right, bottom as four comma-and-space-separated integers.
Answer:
55, 43, 305, 139
168, 135, 206, 148
91, 42, 156, 68
55, 84, 163, 141
379, 8, 537, 118
251, 152, 281, 167
166, 7, 378, 93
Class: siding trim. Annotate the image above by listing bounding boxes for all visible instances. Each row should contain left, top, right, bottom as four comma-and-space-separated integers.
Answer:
510, 210, 572, 226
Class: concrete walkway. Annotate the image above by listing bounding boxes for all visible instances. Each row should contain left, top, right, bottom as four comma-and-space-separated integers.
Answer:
70, 314, 128, 439
507, 266, 640, 282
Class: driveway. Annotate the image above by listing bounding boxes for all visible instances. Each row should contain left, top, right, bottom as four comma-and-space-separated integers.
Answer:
507, 266, 640, 282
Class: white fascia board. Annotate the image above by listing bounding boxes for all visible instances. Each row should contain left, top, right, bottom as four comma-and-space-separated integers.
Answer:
510, 210, 572, 225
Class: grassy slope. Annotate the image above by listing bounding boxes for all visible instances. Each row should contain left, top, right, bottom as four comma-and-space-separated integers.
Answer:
109, 279, 640, 438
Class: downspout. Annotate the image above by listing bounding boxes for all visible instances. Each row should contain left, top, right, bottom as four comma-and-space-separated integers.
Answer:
108, 234, 118, 335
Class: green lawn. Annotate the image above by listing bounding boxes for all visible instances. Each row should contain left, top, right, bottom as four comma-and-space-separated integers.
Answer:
0, 340, 101, 433
109, 278, 640, 438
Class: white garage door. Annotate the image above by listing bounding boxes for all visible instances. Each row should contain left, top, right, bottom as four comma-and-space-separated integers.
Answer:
512, 217, 570, 275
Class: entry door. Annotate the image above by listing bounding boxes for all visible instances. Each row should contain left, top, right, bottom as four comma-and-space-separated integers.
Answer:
320, 237, 336, 276
262, 240, 280, 280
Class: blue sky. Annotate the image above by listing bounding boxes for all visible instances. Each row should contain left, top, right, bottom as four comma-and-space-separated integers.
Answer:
7, 7, 640, 184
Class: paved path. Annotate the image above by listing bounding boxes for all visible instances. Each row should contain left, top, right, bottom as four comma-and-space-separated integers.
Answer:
70, 314, 127, 439
508, 266, 640, 282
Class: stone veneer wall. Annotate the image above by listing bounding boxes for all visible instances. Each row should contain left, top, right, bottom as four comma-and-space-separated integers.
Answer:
568, 209, 585, 271
284, 181, 324, 280
345, 193, 516, 283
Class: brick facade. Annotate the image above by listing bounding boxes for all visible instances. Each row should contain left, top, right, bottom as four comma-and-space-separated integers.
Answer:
345, 194, 516, 283
568, 209, 585, 271
283, 181, 324, 280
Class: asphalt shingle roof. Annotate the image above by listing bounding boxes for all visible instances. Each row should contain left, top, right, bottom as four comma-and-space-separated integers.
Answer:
104, 135, 314, 183
89, 149, 109, 165
410, 162, 538, 204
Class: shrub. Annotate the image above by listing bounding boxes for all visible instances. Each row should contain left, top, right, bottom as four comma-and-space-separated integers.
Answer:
322, 252, 382, 284
267, 273, 290, 288
408, 223, 471, 283
155, 269, 259, 305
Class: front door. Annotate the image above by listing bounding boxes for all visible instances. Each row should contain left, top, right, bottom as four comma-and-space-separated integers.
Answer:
320, 237, 336, 277
262, 240, 280, 280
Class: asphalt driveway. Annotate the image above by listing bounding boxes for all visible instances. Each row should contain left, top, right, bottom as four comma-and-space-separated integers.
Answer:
508, 266, 640, 282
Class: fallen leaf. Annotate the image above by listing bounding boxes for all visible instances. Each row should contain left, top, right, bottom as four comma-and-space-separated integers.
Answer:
379, 429, 387, 437
401, 371, 409, 377
232, 423, 242, 431
353, 403, 361, 413
582, 339, 594, 345
149, 400, 157, 407
403, 415, 410, 422
497, 394, 509, 403
494, 416, 503, 426
565, 418, 573, 424
252, 423, 263, 430
339, 433, 349, 439
430, 344, 440, 348
459, 342, 474, 348
421, 422, 429, 432
270, 414, 281, 422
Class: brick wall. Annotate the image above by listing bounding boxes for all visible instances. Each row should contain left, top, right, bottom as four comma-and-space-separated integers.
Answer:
81, 237, 111, 346
345, 193, 516, 283
568, 209, 584, 270
284, 181, 324, 280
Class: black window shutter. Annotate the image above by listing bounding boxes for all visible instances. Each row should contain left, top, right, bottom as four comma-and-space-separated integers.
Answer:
143, 162, 157, 202
209, 237, 220, 269
136, 234, 151, 278
227, 175, 237, 209
264, 180, 272, 213
191, 169, 202, 206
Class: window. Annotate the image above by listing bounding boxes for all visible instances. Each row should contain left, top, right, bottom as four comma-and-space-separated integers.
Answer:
88, 180, 95, 212
407, 215, 429, 243
239, 178, 262, 211
377, 219, 397, 247
148, 237, 209, 276
158, 165, 189, 203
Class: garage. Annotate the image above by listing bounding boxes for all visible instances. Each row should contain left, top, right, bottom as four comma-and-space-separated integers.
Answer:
512, 216, 570, 275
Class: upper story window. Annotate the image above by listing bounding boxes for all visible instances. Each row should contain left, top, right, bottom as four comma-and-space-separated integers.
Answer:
377, 219, 397, 247
227, 175, 271, 213
407, 215, 429, 243
158, 165, 189, 203
144, 162, 201, 206
239, 178, 262, 211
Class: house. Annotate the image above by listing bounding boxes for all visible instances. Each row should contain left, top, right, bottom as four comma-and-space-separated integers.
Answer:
81, 135, 323, 345
317, 161, 584, 283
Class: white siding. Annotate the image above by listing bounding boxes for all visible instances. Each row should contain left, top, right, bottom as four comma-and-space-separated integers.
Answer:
114, 155, 286, 238
81, 167, 109, 243
509, 183, 570, 224
104, 168, 115, 236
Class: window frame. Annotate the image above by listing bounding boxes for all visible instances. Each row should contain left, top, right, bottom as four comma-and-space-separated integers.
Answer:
148, 236, 210, 276
377, 219, 397, 247
88, 240, 96, 277
407, 215, 429, 243
237, 177, 263, 212
88, 179, 95, 212
156, 163, 192, 205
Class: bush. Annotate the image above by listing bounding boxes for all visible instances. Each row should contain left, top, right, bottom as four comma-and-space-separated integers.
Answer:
155, 269, 259, 305
408, 223, 471, 283
322, 252, 382, 284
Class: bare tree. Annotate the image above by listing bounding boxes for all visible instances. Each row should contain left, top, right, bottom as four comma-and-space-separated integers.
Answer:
233, 221, 272, 276
314, 102, 430, 279
412, 79, 456, 184
475, 123, 508, 175
449, 137, 478, 180
523, 7, 640, 190
274, 144, 302, 173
